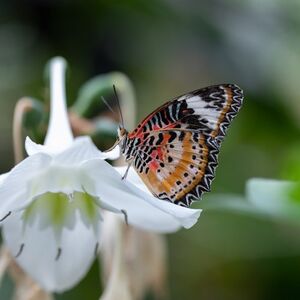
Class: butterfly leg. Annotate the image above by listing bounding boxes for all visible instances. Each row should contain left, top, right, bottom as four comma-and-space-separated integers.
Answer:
122, 160, 133, 180
120, 209, 128, 226
94, 198, 129, 225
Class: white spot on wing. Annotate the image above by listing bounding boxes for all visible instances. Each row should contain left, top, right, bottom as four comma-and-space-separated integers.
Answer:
186, 96, 204, 104
177, 94, 191, 101
186, 97, 223, 130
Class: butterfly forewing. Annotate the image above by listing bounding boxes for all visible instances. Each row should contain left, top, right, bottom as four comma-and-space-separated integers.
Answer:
123, 84, 243, 206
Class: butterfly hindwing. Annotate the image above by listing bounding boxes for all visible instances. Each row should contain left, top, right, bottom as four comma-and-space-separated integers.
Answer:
131, 130, 219, 206
124, 84, 243, 206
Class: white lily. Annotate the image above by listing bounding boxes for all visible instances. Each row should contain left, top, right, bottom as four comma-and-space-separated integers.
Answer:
0, 57, 201, 292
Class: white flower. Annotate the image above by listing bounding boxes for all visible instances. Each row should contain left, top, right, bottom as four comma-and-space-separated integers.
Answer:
0, 57, 201, 292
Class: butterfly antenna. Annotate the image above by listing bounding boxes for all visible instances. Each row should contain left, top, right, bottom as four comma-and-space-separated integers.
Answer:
100, 96, 116, 115
113, 84, 124, 128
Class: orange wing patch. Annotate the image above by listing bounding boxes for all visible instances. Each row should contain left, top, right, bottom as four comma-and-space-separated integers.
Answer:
210, 87, 234, 138
137, 131, 211, 204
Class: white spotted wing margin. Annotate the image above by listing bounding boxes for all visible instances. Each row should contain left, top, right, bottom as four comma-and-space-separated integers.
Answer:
172, 84, 244, 141
177, 84, 244, 206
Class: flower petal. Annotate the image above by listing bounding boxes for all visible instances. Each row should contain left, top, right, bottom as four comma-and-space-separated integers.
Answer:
0, 153, 52, 219
26, 164, 94, 197
2, 211, 101, 292
100, 144, 121, 160
83, 160, 201, 232
246, 178, 293, 214
54, 136, 104, 164
26, 136, 121, 163
43, 57, 74, 152
246, 177, 300, 223
0, 173, 8, 185
25, 136, 49, 156
114, 166, 150, 193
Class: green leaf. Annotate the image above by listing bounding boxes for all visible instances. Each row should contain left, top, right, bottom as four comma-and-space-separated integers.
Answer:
72, 72, 136, 131
22, 98, 44, 129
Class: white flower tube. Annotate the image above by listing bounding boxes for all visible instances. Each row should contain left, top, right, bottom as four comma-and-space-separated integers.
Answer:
44, 57, 73, 152
0, 57, 201, 292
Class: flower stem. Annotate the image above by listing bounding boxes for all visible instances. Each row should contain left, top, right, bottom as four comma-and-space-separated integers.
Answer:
44, 57, 73, 152
13, 98, 34, 163
0, 246, 10, 284
100, 216, 132, 300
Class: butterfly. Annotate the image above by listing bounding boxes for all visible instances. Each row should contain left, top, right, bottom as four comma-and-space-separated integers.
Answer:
113, 84, 243, 207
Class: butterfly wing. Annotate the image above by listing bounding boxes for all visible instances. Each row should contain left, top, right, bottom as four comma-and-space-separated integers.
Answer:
125, 84, 243, 206
128, 84, 243, 141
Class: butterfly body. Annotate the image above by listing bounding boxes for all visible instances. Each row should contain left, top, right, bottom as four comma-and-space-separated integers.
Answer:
118, 84, 243, 207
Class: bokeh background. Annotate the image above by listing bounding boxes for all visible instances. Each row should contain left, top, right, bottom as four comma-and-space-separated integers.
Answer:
1, 0, 300, 299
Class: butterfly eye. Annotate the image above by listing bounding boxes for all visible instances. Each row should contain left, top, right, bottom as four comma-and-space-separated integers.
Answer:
117, 126, 127, 138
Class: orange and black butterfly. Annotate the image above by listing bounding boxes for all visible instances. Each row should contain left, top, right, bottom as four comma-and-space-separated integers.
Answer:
114, 84, 243, 207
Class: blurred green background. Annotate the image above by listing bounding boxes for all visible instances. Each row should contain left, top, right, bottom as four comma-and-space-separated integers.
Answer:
1, 0, 300, 299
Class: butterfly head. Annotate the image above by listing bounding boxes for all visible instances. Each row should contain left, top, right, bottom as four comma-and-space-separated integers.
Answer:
117, 126, 128, 152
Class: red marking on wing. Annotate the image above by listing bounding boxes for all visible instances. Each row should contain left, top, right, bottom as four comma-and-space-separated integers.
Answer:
164, 123, 177, 130
136, 133, 144, 139
128, 101, 171, 138
151, 148, 164, 161
149, 160, 159, 171
156, 147, 164, 160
